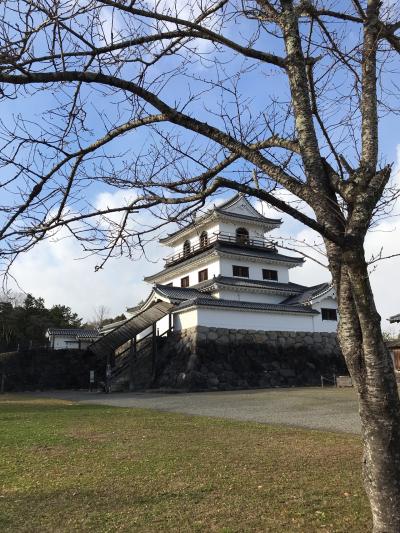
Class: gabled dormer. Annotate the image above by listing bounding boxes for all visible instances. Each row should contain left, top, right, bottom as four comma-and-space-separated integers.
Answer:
160, 194, 281, 266
159, 194, 281, 248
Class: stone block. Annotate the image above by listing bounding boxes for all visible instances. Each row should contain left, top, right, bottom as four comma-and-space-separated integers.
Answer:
280, 368, 295, 378
207, 375, 219, 387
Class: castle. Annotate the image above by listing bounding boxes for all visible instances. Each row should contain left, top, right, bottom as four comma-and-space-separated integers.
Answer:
129, 193, 338, 333
92, 194, 343, 391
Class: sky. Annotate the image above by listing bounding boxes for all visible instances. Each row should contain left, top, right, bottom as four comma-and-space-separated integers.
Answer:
1, 2, 400, 334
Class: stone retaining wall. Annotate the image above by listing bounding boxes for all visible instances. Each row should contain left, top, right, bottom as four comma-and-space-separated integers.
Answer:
155, 326, 346, 391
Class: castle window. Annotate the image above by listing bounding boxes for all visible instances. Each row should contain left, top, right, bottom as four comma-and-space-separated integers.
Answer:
181, 276, 190, 288
232, 265, 249, 278
199, 231, 208, 248
236, 227, 249, 245
183, 240, 191, 257
321, 308, 337, 321
198, 269, 208, 282
262, 269, 278, 281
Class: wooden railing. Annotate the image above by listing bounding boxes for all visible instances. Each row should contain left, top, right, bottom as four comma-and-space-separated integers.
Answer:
111, 326, 173, 380
164, 232, 276, 266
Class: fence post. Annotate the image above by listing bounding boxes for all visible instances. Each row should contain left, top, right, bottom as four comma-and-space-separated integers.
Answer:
321, 375, 324, 388
129, 336, 137, 392
1, 373, 5, 394
89, 370, 95, 392
152, 323, 157, 383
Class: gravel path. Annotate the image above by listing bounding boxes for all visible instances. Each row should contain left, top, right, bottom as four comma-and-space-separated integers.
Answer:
35, 387, 361, 434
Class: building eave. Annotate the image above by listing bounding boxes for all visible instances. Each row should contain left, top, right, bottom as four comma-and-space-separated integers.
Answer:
192, 275, 306, 296
217, 250, 303, 269
172, 297, 319, 315
389, 313, 400, 323
144, 249, 220, 283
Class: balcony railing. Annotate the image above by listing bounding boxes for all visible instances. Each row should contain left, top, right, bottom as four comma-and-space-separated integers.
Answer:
164, 232, 277, 266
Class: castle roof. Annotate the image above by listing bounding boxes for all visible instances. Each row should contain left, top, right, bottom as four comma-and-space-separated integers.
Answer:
46, 328, 100, 339
175, 297, 319, 315
194, 275, 306, 295
282, 283, 333, 305
159, 194, 281, 245
132, 281, 327, 317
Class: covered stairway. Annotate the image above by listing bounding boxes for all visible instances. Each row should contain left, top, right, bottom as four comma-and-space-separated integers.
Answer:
89, 301, 175, 391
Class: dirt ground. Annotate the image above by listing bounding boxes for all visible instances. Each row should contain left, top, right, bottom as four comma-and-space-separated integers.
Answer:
31, 387, 360, 433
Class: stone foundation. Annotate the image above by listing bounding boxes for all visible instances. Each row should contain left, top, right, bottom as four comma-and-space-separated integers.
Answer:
154, 326, 346, 391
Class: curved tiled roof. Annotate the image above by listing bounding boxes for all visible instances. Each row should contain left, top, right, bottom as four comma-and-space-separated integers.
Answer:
282, 283, 332, 305
216, 242, 303, 264
389, 313, 400, 323
46, 328, 100, 338
195, 275, 306, 294
176, 297, 319, 315
154, 284, 212, 302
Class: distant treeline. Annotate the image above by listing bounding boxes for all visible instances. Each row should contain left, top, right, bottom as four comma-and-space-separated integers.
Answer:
0, 294, 83, 352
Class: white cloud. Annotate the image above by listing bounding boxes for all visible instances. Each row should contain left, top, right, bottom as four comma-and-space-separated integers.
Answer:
99, 6, 123, 46
8, 232, 163, 321
7, 190, 164, 322
144, 0, 222, 54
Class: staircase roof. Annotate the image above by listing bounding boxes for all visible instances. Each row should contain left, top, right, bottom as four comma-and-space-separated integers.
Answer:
89, 301, 174, 357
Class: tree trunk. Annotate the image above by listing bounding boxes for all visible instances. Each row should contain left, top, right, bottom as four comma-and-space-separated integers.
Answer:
329, 243, 400, 532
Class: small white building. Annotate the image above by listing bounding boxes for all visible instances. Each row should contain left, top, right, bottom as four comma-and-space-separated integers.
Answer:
46, 328, 100, 350
130, 193, 338, 334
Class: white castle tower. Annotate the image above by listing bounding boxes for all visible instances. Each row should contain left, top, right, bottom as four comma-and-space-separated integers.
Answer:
130, 193, 338, 334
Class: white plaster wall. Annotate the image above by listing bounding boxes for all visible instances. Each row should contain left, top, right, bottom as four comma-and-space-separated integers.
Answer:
163, 259, 220, 287
173, 309, 198, 331
218, 257, 291, 283
217, 221, 266, 240
311, 296, 339, 333
195, 307, 315, 332
215, 289, 285, 304
137, 326, 152, 341
52, 337, 92, 350
170, 219, 273, 254
170, 223, 220, 253
53, 336, 74, 349
156, 314, 171, 336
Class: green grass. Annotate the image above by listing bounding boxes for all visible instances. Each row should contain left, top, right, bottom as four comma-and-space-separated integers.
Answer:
0, 395, 370, 532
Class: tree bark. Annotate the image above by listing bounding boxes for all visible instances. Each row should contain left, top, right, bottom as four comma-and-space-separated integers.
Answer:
328, 243, 400, 533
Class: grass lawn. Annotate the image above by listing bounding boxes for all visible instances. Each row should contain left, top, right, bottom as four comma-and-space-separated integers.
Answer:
0, 395, 370, 532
